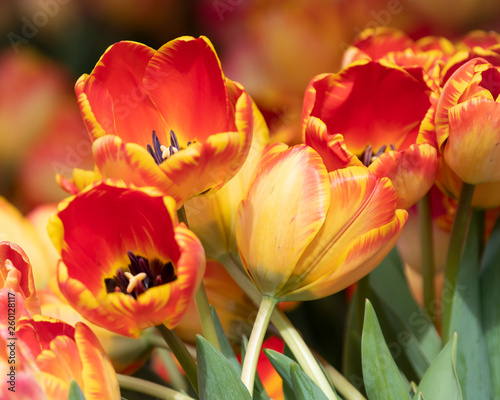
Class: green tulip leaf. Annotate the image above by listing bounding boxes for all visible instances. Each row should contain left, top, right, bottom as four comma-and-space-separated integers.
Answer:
196, 335, 252, 400
413, 334, 462, 400
68, 380, 86, 400
361, 300, 411, 400
290, 362, 329, 400
265, 349, 297, 400
447, 211, 492, 399
210, 306, 241, 374
481, 213, 500, 398
369, 249, 441, 361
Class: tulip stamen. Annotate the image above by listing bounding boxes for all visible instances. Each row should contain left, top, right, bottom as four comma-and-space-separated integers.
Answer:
361, 144, 396, 166
105, 251, 177, 299
147, 130, 183, 165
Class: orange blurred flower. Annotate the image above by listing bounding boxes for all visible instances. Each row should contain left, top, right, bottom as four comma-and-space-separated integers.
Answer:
48, 181, 206, 337
76, 36, 253, 205
302, 59, 437, 209
236, 144, 407, 301
17, 317, 120, 399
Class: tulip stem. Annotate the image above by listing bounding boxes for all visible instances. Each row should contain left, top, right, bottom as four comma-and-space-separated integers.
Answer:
241, 294, 278, 396
156, 324, 199, 394
355, 275, 370, 331
419, 192, 436, 322
271, 310, 342, 400
117, 374, 195, 400
220, 253, 351, 400
323, 364, 367, 400
441, 182, 475, 341
177, 205, 221, 351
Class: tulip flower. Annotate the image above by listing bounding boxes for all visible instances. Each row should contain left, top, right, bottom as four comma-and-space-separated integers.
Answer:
184, 102, 270, 260
75, 36, 253, 205
303, 59, 438, 209
436, 57, 500, 187
0, 241, 40, 316
48, 180, 206, 337
17, 316, 120, 400
0, 199, 59, 289
39, 287, 152, 374
236, 144, 407, 302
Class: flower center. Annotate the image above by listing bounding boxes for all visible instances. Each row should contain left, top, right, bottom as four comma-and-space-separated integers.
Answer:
147, 130, 192, 165
104, 251, 177, 299
360, 143, 396, 167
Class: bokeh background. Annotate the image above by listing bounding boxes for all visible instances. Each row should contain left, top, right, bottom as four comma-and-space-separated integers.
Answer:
1, 0, 500, 394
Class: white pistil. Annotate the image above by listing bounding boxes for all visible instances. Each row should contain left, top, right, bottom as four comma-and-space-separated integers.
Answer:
160, 145, 179, 161
124, 272, 147, 293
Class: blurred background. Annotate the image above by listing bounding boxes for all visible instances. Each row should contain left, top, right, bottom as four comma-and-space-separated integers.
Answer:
2, 0, 500, 213
1, 0, 500, 391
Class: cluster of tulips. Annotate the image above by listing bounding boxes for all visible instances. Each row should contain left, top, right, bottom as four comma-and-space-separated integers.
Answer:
3, 27, 500, 399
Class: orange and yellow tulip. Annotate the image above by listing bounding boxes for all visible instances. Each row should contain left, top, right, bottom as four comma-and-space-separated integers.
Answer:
48, 180, 206, 337
436, 57, 500, 186
235, 144, 407, 301
302, 59, 437, 209
0, 241, 40, 316
17, 316, 120, 399
75, 36, 253, 205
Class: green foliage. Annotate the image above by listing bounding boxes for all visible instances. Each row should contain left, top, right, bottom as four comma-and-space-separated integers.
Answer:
361, 300, 411, 400
68, 380, 86, 400
196, 335, 252, 400
412, 334, 462, 400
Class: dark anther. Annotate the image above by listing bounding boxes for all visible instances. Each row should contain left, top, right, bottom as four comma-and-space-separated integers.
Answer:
170, 130, 180, 151
389, 143, 396, 151
362, 145, 373, 167
374, 145, 387, 158
105, 251, 177, 299
147, 130, 165, 165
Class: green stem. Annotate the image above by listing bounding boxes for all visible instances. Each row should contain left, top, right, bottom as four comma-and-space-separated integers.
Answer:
323, 364, 367, 400
194, 283, 221, 351
155, 347, 189, 393
419, 192, 436, 322
241, 295, 278, 396
177, 205, 220, 351
272, 310, 342, 400
441, 182, 475, 340
117, 374, 195, 400
219, 253, 362, 400
156, 324, 199, 394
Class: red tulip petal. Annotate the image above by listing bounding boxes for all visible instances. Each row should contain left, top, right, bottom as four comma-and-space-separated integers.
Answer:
304, 116, 363, 171
145, 36, 232, 144
369, 143, 438, 209
76, 41, 167, 145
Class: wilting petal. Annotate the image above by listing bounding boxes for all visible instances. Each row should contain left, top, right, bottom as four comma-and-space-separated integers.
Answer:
76, 41, 166, 145
236, 144, 330, 296
282, 167, 407, 300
